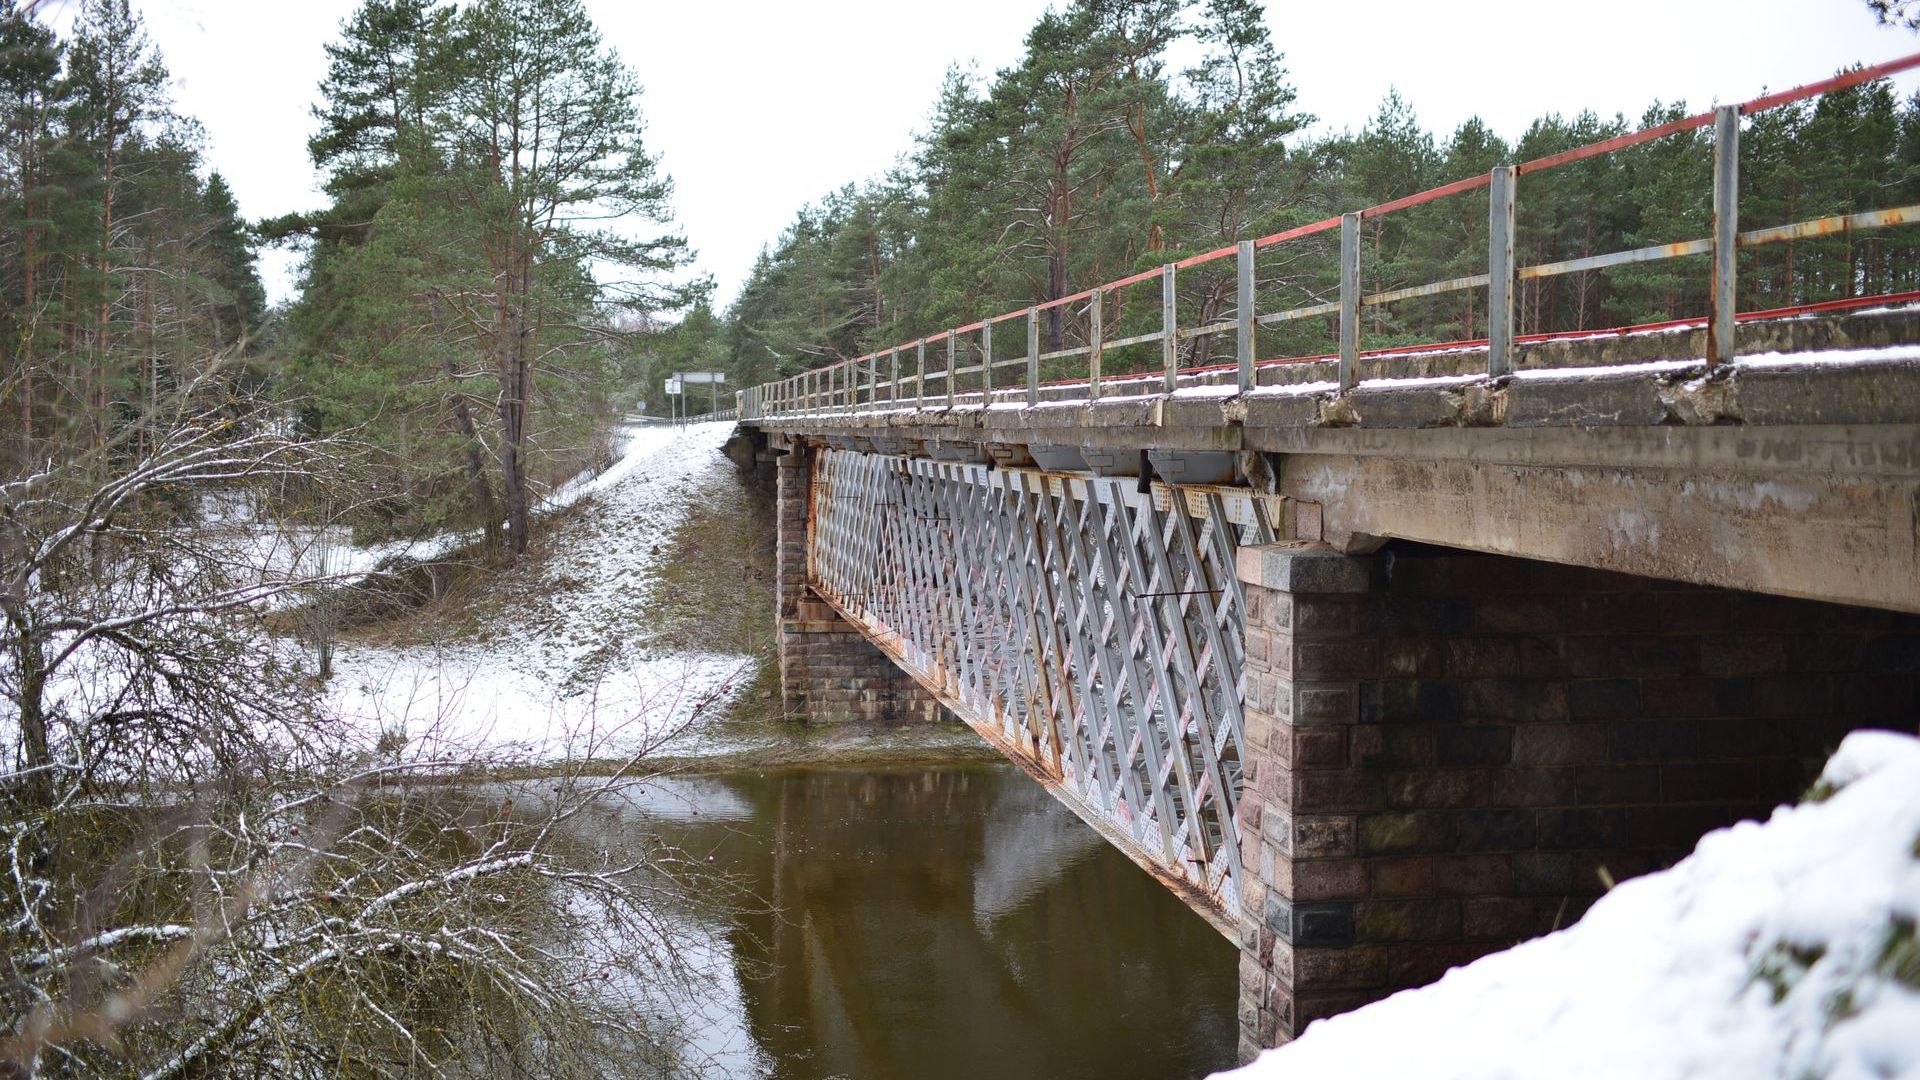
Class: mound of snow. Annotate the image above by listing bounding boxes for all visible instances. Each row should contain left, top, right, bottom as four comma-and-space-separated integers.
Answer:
1219, 730, 1920, 1080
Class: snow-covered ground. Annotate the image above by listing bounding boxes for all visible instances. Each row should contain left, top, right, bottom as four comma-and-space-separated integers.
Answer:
326, 421, 757, 763
1220, 730, 1920, 1080
200, 427, 653, 592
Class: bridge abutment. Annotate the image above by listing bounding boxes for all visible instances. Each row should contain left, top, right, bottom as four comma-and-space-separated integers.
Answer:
773, 442, 942, 725
1234, 542, 1919, 1058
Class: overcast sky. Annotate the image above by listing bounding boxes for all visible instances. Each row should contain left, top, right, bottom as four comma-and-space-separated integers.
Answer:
46, 0, 1920, 308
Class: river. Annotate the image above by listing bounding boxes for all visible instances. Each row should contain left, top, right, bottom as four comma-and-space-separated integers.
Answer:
573, 763, 1238, 1079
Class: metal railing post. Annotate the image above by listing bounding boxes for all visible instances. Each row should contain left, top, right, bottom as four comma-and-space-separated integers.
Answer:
1709, 104, 1740, 367
1487, 164, 1517, 378
1162, 263, 1178, 394
981, 319, 993, 403
866, 353, 877, 409
1089, 287, 1104, 400
916, 340, 926, 410
1237, 239, 1256, 393
946, 329, 957, 408
1026, 307, 1039, 408
1338, 212, 1361, 392
889, 347, 899, 406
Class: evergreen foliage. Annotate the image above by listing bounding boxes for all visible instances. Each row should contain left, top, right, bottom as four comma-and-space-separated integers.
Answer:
717, 1, 1920, 388
1, 0, 267, 470
274, 0, 703, 554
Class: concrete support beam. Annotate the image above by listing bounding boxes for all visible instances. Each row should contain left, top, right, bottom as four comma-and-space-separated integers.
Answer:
1281, 452, 1920, 614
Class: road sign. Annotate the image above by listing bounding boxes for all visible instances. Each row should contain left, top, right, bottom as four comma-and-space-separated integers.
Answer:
678, 371, 727, 385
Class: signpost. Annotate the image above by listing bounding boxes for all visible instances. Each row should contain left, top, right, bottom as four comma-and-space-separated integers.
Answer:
676, 371, 726, 419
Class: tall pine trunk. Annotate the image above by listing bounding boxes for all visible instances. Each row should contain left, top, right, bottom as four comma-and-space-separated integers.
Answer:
7, 616, 53, 809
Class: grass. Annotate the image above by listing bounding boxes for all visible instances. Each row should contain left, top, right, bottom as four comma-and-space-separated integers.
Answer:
634, 467, 776, 656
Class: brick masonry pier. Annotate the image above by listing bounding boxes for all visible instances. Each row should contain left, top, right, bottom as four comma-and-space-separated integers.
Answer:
1231, 542, 1920, 1056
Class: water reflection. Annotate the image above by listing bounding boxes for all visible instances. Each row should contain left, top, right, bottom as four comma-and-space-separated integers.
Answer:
597, 765, 1237, 1080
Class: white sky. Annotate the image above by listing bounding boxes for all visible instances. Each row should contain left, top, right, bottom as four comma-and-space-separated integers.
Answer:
44, 0, 1919, 308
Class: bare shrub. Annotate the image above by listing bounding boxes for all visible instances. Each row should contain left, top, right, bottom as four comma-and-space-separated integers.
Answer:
2, 371, 733, 1077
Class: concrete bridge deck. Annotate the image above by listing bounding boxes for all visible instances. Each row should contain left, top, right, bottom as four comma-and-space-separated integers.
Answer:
760, 310, 1920, 615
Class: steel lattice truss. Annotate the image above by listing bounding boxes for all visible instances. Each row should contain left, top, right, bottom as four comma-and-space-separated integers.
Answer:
809, 449, 1283, 926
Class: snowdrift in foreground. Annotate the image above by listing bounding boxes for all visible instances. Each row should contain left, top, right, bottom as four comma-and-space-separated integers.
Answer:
1220, 730, 1920, 1080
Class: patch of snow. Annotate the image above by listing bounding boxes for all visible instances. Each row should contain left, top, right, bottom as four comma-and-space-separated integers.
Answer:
328, 645, 747, 763
1733, 343, 1920, 369
1513, 359, 1703, 381
1218, 730, 1920, 1080
1245, 380, 1339, 398
1170, 383, 1243, 399
1356, 373, 1482, 390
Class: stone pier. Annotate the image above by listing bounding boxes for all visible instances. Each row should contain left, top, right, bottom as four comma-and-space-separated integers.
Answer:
772, 442, 942, 725
1233, 541, 1920, 1058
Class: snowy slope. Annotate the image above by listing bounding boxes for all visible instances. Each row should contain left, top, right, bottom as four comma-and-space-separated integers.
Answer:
1219, 730, 1920, 1080
327, 421, 756, 763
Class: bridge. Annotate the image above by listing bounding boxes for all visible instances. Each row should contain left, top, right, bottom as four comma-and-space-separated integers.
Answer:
724, 56, 1920, 1060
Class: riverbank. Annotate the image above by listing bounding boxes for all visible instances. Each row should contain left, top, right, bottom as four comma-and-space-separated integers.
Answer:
321, 419, 987, 773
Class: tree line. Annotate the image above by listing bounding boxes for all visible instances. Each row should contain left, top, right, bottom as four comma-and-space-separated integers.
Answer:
0, 0, 264, 471
706, 0, 1920, 392
2, 0, 702, 560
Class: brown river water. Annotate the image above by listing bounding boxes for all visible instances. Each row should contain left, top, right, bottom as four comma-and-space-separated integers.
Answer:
578, 763, 1238, 1079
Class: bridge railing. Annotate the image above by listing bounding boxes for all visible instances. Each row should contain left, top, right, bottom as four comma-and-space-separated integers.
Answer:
738, 52, 1920, 423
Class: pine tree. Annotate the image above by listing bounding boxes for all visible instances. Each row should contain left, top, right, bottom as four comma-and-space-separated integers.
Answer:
0, 0, 65, 454
199, 171, 266, 349
62, 0, 169, 442
439, 0, 699, 553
